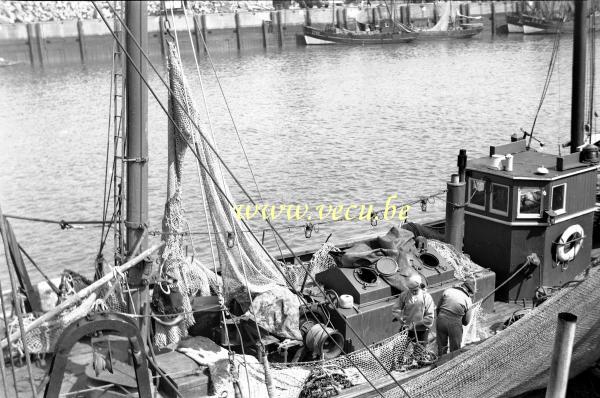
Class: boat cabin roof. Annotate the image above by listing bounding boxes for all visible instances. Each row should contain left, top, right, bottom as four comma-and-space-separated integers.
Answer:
467, 141, 597, 181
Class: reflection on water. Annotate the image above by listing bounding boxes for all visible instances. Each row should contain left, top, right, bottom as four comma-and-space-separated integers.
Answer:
0, 34, 592, 283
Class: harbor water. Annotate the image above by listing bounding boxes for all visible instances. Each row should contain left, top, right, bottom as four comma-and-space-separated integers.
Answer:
0, 33, 596, 285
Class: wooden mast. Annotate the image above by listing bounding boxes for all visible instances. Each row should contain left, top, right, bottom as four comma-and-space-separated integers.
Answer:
570, 0, 588, 153
124, 1, 150, 336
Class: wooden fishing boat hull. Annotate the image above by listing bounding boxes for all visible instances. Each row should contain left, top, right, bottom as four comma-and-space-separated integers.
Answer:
506, 14, 524, 33
522, 15, 573, 35
416, 26, 484, 40
303, 25, 417, 45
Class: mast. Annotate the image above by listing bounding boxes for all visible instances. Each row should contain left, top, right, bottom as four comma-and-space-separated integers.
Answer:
124, 1, 149, 332
570, 0, 588, 153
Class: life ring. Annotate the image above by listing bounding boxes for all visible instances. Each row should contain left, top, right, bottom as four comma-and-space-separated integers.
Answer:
556, 224, 584, 262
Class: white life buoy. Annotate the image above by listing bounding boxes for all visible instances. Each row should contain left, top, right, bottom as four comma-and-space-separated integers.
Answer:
556, 224, 584, 262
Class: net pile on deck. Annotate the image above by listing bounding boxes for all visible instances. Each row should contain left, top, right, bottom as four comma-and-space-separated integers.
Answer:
156, 42, 301, 347
178, 331, 410, 398
383, 266, 600, 398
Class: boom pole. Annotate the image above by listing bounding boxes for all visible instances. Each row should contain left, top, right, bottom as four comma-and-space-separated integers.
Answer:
124, 1, 150, 334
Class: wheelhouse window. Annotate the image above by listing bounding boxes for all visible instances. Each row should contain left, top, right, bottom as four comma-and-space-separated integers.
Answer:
551, 184, 566, 214
490, 183, 509, 216
518, 187, 543, 218
468, 178, 486, 210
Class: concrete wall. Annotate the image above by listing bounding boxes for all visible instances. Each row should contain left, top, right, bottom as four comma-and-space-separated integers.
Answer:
0, 2, 537, 66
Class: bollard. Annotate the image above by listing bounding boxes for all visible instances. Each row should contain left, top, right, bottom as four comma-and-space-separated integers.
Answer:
262, 20, 268, 49
277, 10, 284, 48
234, 11, 241, 51
34, 22, 45, 67
76, 19, 86, 64
193, 14, 203, 55
546, 313, 577, 398
158, 16, 166, 58
201, 13, 208, 54
491, 1, 496, 36
26, 23, 35, 66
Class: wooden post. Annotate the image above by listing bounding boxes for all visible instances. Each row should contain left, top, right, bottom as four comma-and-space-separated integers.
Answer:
34, 22, 44, 67
234, 11, 241, 51
76, 19, 86, 64
433, 2, 438, 24
405, 4, 411, 25
201, 13, 208, 54
26, 23, 35, 66
305, 8, 311, 26
491, 1, 496, 36
342, 7, 348, 29
277, 10, 284, 48
399, 5, 406, 24
193, 14, 203, 55
158, 15, 166, 58
546, 313, 577, 398
262, 20, 268, 49
336, 8, 343, 28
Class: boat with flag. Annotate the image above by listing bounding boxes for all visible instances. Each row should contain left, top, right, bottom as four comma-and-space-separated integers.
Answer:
1, 1, 600, 397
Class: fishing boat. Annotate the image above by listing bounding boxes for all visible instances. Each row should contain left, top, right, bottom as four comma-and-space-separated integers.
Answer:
1, 1, 600, 398
412, 1, 483, 40
303, 2, 416, 45
505, 13, 524, 33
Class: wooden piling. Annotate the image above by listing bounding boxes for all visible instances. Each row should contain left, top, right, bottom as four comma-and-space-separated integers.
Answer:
201, 13, 208, 54
546, 313, 577, 398
193, 14, 203, 55
491, 1, 496, 36
276, 10, 284, 48
234, 11, 241, 51
305, 8, 311, 26
76, 19, 86, 64
400, 5, 406, 25
262, 20, 268, 49
158, 16, 166, 57
34, 23, 44, 67
26, 23, 35, 66
405, 4, 411, 25
342, 7, 348, 29
433, 2, 438, 24
336, 8, 343, 29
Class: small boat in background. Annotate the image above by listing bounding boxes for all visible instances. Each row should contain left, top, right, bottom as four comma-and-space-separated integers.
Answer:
506, 13, 524, 33
303, 24, 417, 45
414, 1, 483, 40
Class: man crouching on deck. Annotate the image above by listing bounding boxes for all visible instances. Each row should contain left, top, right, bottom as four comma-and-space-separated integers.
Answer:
393, 274, 435, 346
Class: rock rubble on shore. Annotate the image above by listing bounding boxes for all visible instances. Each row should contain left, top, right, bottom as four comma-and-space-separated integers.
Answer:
0, 1, 277, 24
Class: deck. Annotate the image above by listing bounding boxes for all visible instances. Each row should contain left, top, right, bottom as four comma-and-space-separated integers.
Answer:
7, 300, 526, 397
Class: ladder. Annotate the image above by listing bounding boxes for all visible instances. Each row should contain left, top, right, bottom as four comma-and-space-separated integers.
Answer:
112, 0, 126, 268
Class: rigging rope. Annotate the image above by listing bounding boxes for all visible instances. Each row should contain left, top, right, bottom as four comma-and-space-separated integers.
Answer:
528, 23, 562, 148
93, 4, 412, 394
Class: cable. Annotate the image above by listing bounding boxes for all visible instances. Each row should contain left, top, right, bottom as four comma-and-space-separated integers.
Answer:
93, 4, 410, 394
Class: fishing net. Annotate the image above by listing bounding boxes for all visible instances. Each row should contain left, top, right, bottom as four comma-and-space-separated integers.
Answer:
166, 41, 301, 343
283, 243, 340, 291
179, 330, 410, 398
9, 292, 97, 355
153, 43, 218, 348
381, 266, 600, 398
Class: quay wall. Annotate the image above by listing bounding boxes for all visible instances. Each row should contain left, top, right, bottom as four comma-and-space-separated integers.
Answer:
0, 1, 524, 66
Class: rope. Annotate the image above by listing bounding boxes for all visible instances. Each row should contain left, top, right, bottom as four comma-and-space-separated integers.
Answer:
528, 22, 562, 148
93, 5, 410, 394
